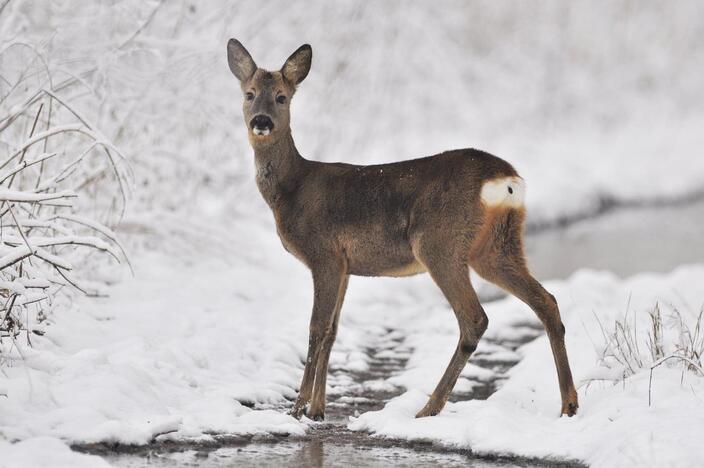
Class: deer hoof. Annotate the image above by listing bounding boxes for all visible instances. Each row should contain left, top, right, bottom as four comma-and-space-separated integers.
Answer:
307, 408, 325, 421
289, 403, 306, 420
561, 400, 579, 417
415, 405, 441, 418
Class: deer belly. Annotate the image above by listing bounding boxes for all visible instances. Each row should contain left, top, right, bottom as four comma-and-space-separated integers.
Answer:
343, 233, 422, 277
378, 260, 427, 277
348, 256, 426, 277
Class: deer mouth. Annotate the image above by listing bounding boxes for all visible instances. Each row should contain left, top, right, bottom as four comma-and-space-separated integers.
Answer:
250, 115, 274, 136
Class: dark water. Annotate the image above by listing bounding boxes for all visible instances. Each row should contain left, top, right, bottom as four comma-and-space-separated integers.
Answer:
526, 199, 704, 280
101, 444, 520, 468
92, 201, 703, 467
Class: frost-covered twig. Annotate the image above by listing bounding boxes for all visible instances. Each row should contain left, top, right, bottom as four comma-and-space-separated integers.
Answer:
0, 189, 76, 203
0, 152, 57, 185
51, 214, 133, 274
649, 353, 704, 407
118, 0, 166, 50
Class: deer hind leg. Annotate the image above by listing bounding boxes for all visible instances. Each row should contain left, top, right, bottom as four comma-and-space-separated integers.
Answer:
290, 257, 348, 420
469, 208, 579, 416
413, 238, 488, 418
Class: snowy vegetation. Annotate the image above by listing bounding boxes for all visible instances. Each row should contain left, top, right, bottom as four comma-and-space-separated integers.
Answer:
0, 39, 130, 347
596, 301, 704, 386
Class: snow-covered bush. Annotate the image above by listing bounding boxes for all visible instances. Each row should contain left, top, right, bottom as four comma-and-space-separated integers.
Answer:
0, 40, 130, 343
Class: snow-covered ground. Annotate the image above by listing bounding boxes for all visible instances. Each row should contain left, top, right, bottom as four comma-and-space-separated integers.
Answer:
350, 265, 704, 466
0, 210, 413, 446
0, 248, 313, 446
0, 437, 111, 468
1, 218, 703, 466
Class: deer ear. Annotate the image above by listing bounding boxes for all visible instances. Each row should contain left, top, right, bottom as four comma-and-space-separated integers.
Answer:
227, 39, 257, 82
281, 44, 312, 85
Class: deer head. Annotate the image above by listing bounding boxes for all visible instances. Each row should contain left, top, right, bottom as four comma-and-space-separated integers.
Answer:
227, 39, 312, 146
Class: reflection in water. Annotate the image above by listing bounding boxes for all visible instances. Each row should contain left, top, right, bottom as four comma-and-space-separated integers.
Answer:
103, 441, 530, 468
294, 438, 323, 468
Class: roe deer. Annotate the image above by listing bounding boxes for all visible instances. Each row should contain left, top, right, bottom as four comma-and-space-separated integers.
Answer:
226, 39, 578, 420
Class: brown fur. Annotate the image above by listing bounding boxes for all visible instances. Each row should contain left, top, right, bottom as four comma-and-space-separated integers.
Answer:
227, 39, 578, 420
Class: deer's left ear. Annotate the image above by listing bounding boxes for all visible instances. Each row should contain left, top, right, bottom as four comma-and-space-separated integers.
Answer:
282, 44, 312, 85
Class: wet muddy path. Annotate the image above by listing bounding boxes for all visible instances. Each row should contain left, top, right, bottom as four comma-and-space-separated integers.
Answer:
93, 325, 582, 467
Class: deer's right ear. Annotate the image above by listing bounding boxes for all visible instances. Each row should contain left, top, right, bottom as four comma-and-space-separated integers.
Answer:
227, 39, 257, 82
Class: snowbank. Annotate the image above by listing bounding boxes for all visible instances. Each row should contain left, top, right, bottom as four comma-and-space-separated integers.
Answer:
0, 247, 318, 445
349, 265, 704, 467
0, 230, 399, 448
0, 437, 110, 468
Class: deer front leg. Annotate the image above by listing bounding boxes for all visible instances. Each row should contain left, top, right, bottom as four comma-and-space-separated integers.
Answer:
289, 324, 323, 419
290, 257, 347, 420
414, 242, 488, 418
307, 272, 348, 420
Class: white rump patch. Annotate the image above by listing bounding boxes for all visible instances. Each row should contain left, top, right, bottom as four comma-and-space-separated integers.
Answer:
480, 176, 525, 208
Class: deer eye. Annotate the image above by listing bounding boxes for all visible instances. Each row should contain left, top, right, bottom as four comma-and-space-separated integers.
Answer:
245, 92, 254, 101
276, 95, 287, 104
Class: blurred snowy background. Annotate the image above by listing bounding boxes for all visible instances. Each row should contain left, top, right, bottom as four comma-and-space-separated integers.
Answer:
3, 0, 703, 229
1, 1, 704, 467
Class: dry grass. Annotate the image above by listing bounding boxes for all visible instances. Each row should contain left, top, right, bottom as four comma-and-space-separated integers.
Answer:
593, 300, 704, 404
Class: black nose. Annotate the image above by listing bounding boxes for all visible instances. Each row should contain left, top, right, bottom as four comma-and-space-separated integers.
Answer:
250, 115, 274, 131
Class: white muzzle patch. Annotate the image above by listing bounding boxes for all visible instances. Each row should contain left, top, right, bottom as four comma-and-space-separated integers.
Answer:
480, 176, 525, 208
253, 127, 271, 136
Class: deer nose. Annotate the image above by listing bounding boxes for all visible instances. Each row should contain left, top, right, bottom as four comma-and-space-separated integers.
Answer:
250, 115, 274, 136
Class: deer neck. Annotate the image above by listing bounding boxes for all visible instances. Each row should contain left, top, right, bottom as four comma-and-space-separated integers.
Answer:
252, 130, 305, 207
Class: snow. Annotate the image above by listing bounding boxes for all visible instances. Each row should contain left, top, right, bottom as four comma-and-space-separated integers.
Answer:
0, 231, 397, 447
0, 437, 111, 468
0, 231, 701, 466
0, 251, 312, 445
349, 265, 704, 467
